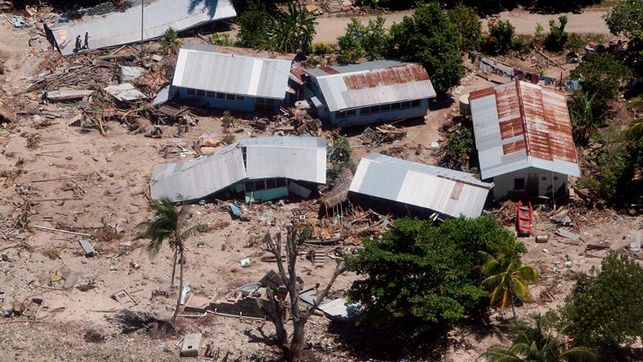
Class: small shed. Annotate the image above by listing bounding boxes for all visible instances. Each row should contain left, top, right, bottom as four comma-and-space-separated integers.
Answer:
469, 80, 580, 200
305, 61, 437, 127
349, 154, 493, 218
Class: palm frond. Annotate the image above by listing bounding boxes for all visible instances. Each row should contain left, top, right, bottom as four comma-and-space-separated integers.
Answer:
561, 346, 597, 362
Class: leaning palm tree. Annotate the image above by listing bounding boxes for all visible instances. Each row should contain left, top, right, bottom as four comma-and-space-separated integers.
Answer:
480, 237, 539, 321
480, 315, 597, 362
143, 199, 202, 324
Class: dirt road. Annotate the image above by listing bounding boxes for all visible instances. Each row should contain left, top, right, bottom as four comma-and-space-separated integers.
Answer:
313, 9, 611, 43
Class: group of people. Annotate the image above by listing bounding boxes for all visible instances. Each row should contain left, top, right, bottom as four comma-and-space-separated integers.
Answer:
74, 32, 90, 52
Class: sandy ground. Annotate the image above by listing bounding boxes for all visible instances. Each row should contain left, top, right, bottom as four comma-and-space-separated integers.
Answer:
312, 9, 612, 44
0, 8, 640, 362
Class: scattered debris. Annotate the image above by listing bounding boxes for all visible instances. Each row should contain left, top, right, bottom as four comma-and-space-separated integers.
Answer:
45, 89, 93, 102
112, 290, 137, 307
78, 239, 95, 257
556, 228, 581, 242
104, 83, 147, 102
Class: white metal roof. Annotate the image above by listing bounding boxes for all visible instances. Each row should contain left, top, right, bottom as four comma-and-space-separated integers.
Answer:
349, 154, 493, 218
469, 80, 580, 179
151, 136, 326, 202
307, 61, 436, 112
46, 0, 236, 56
172, 44, 294, 99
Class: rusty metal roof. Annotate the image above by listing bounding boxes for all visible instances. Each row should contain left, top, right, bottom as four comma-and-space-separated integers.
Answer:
306, 61, 436, 112
469, 80, 580, 179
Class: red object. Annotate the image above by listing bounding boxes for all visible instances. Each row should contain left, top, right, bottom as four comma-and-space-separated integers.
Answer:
517, 201, 533, 237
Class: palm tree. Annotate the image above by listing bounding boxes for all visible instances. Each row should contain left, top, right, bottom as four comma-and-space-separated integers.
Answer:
265, 2, 316, 54
569, 90, 601, 146
480, 315, 597, 362
480, 237, 539, 321
143, 199, 202, 324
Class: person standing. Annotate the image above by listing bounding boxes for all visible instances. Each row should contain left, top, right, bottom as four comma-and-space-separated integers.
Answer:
83, 32, 90, 50
75, 35, 81, 52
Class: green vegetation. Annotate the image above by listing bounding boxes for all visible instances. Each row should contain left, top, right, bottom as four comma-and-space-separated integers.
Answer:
481, 315, 597, 362
570, 53, 632, 110
388, 3, 464, 95
483, 20, 516, 55
605, 0, 643, 42
160, 27, 181, 55
337, 17, 390, 64
143, 200, 204, 324
439, 122, 474, 170
543, 16, 568, 52
265, 3, 316, 54
348, 216, 517, 326
481, 237, 539, 321
558, 253, 643, 348
327, 135, 355, 186
211, 33, 234, 46
237, 2, 316, 55
448, 5, 482, 52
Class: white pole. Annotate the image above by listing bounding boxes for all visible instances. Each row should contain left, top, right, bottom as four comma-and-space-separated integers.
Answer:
140, 0, 144, 57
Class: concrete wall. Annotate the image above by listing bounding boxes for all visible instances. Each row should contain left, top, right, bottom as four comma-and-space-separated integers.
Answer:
177, 87, 282, 114
490, 167, 568, 200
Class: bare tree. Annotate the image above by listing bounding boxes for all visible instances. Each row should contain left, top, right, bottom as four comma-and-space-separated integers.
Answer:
261, 223, 346, 362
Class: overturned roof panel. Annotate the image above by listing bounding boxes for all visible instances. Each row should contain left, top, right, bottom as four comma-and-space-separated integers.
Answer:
306, 61, 437, 112
45, 0, 236, 56
150, 136, 326, 202
349, 154, 493, 218
172, 44, 293, 99
151, 143, 246, 202
470, 80, 580, 179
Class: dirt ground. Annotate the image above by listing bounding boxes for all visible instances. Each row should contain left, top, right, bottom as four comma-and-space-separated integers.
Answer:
0, 7, 641, 362
311, 9, 612, 44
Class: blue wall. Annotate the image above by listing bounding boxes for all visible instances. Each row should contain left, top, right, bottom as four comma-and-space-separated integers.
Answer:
176, 87, 282, 114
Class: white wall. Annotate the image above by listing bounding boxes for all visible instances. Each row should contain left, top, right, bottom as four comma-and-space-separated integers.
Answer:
491, 167, 568, 200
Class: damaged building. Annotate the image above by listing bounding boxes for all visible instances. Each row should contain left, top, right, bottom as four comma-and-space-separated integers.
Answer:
304, 61, 437, 128
349, 153, 493, 219
150, 136, 326, 203
45, 0, 236, 55
171, 44, 300, 114
469, 80, 581, 200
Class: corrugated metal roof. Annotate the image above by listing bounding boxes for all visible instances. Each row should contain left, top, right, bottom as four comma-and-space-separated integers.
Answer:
46, 0, 236, 56
349, 154, 493, 218
470, 80, 580, 179
151, 143, 246, 202
172, 44, 293, 99
150, 136, 326, 202
306, 61, 437, 112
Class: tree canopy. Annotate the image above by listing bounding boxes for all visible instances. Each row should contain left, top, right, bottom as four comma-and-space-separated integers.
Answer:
560, 253, 643, 348
388, 3, 464, 95
448, 5, 482, 52
605, 0, 643, 42
569, 53, 632, 110
348, 216, 515, 327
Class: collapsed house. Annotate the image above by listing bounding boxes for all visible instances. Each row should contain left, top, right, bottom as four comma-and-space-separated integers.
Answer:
150, 136, 326, 203
44, 0, 236, 55
171, 44, 300, 114
469, 80, 580, 200
349, 154, 493, 219
304, 61, 437, 128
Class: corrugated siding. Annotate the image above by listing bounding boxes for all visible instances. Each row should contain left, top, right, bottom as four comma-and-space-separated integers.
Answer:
150, 144, 246, 202
470, 80, 580, 179
173, 47, 292, 99
349, 154, 492, 218
311, 63, 437, 112
245, 146, 326, 183
47, 0, 236, 55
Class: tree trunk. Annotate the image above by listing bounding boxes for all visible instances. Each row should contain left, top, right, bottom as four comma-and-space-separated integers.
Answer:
170, 249, 177, 288
289, 319, 307, 362
509, 288, 517, 326
171, 247, 184, 325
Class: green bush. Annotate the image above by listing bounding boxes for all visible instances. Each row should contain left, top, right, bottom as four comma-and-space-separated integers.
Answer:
160, 27, 181, 55
336, 17, 390, 64
440, 123, 474, 170
311, 42, 334, 55
211, 33, 234, 46
348, 216, 515, 326
544, 16, 568, 52
483, 20, 515, 55
570, 53, 632, 110
560, 253, 643, 348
